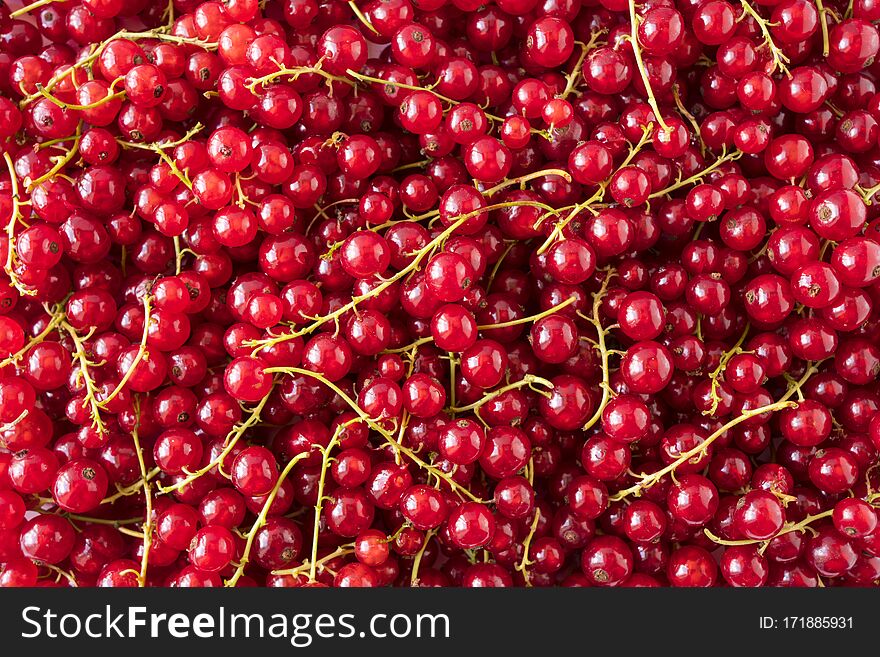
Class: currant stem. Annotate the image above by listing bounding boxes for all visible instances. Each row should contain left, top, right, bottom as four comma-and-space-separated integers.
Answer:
482, 168, 572, 196
0, 410, 29, 433
609, 364, 819, 501
611, 399, 798, 501
118, 124, 204, 191
580, 271, 617, 432
486, 241, 516, 290
447, 356, 457, 416
346, 70, 528, 131
627, 0, 670, 133
17, 32, 138, 109
246, 65, 351, 93
348, 1, 379, 34
115, 29, 218, 50
156, 395, 271, 495
264, 366, 482, 501
307, 198, 359, 233
246, 206, 500, 353
62, 321, 108, 436
2, 151, 37, 297
382, 336, 434, 354
130, 414, 152, 588
701, 529, 767, 546
705, 322, 751, 416
101, 467, 161, 504
64, 514, 144, 527
122, 126, 204, 190
561, 32, 605, 100
672, 83, 706, 155
266, 366, 391, 433
37, 135, 80, 151
739, 0, 792, 76
648, 147, 743, 199
611, 364, 819, 501
704, 508, 835, 548
816, 0, 828, 57
0, 302, 65, 369
98, 294, 153, 409
309, 420, 361, 581
272, 544, 355, 578
386, 296, 577, 355
535, 126, 652, 256
43, 563, 78, 587
477, 294, 577, 331
861, 182, 880, 205
450, 374, 554, 414
9, 0, 59, 17
345, 69, 458, 105
410, 528, 437, 587
27, 123, 84, 192
226, 451, 311, 587
36, 84, 126, 112
515, 508, 541, 587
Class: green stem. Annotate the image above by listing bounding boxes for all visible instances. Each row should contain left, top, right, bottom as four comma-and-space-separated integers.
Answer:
628, 0, 670, 132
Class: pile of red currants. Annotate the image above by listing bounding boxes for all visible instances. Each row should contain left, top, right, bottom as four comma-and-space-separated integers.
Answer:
0, 0, 879, 589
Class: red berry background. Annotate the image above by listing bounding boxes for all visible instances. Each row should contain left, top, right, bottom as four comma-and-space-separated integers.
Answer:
0, 0, 879, 589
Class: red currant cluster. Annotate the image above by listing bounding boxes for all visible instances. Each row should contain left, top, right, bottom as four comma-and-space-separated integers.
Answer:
0, 0, 879, 590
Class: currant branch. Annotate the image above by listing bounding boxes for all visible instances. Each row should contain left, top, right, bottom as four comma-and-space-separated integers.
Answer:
385, 296, 577, 354
130, 411, 152, 588
64, 513, 145, 527
857, 181, 880, 204
156, 394, 271, 495
97, 293, 154, 409
245, 203, 533, 353
627, 0, 670, 132
409, 527, 437, 587
19, 29, 217, 110
482, 168, 572, 197
579, 270, 618, 432
118, 124, 205, 190
265, 366, 485, 502
449, 374, 554, 414
226, 451, 311, 587
704, 322, 751, 416
648, 146, 743, 199
308, 418, 363, 581
272, 544, 355, 579
27, 124, 84, 191
2, 152, 37, 297
704, 508, 834, 549
9, 0, 61, 18
101, 467, 161, 504
62, 321, 108, 436
561, 31, 607, 100
246, 64, 352, 93
672, 83, 706, 155
515, 507, 542, 587
739, 0, 792, 76
0, 302, 65, 369
35, 83, 127, 113
816, 0, 832, 56
611, 363, 820, 501
705, 492, 880, 549
347, 1, 379, 35
0, 410, 30, 435
43, 563, 79, 587
535, 125, 653, 255
345, 69, 543, 135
